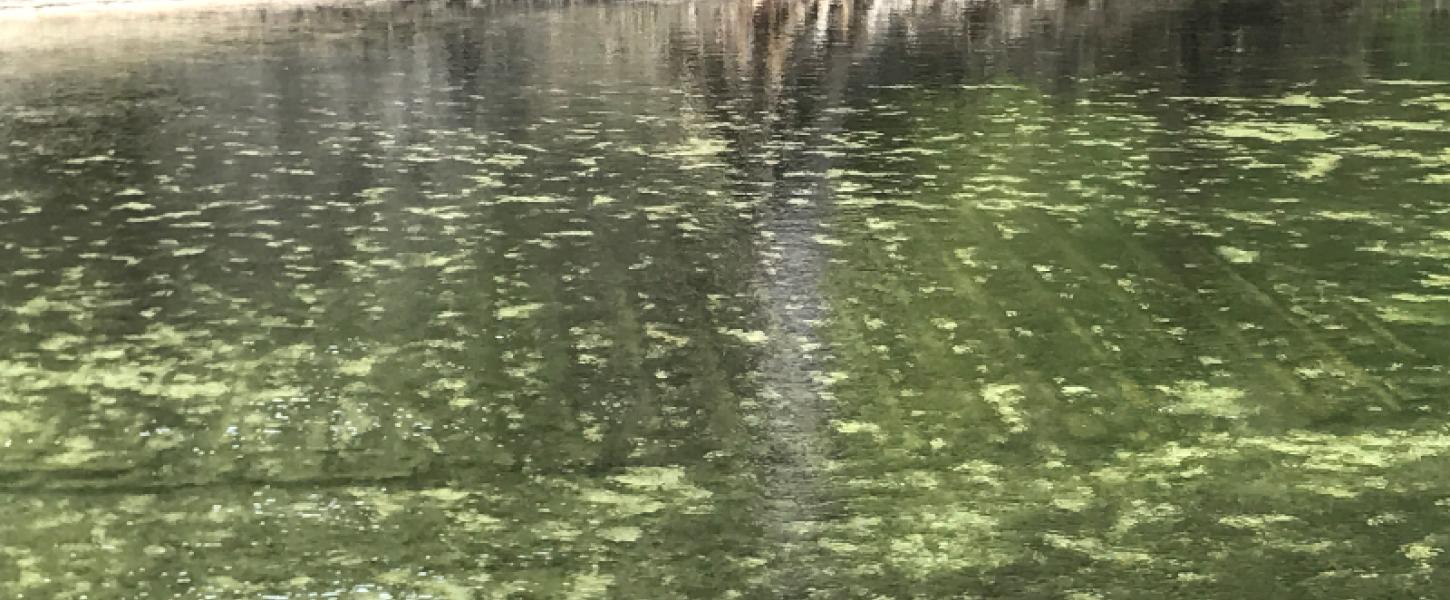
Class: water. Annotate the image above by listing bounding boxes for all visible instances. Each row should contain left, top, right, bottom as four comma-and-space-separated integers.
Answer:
2, 0, 1450, 597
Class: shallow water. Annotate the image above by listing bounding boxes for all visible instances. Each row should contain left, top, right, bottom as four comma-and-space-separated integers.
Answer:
2, 0, 1450, 597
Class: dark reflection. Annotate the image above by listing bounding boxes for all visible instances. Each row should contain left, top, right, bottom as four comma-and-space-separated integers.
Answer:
1, 0, 1449, 597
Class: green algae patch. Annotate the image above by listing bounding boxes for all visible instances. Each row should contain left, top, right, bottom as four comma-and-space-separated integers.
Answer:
598, 526, 643, 543
1204, 121, 1334, 142
981, 383, 1029, 433
1370, 79, 1450, 86
833, 420, 883, 436
611, 467, 690, 489
1276, 93, 1326, 108
1407, 94, 1450, 112
1360, 119, 1450, 132
496, 302, 545, 319
719, 328, 769, 344
1156, 381, 1254, 419
581, 489, 668, 516
1377, 294, 1450, 325
1216, 246, 1260, 264
1297, 153, 1342, 179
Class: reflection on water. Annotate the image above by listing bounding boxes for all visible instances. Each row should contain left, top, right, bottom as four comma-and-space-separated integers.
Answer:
2, 0, 1450, 597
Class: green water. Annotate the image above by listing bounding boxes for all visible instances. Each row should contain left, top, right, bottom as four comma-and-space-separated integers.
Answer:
2, 0, 1450, 597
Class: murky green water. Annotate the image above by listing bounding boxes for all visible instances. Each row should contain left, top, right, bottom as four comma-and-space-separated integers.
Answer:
2, 0, 1450, 597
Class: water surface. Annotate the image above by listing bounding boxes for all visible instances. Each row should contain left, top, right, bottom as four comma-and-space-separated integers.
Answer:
2, 0, 1450, 597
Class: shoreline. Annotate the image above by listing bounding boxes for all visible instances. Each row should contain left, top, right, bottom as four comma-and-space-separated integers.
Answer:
0, 0, 392, 19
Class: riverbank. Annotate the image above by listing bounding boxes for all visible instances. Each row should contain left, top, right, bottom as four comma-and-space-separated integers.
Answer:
0, 0, 384, 18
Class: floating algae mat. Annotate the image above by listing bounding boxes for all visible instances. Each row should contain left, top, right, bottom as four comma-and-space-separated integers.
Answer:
1, 0, 1449, 597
